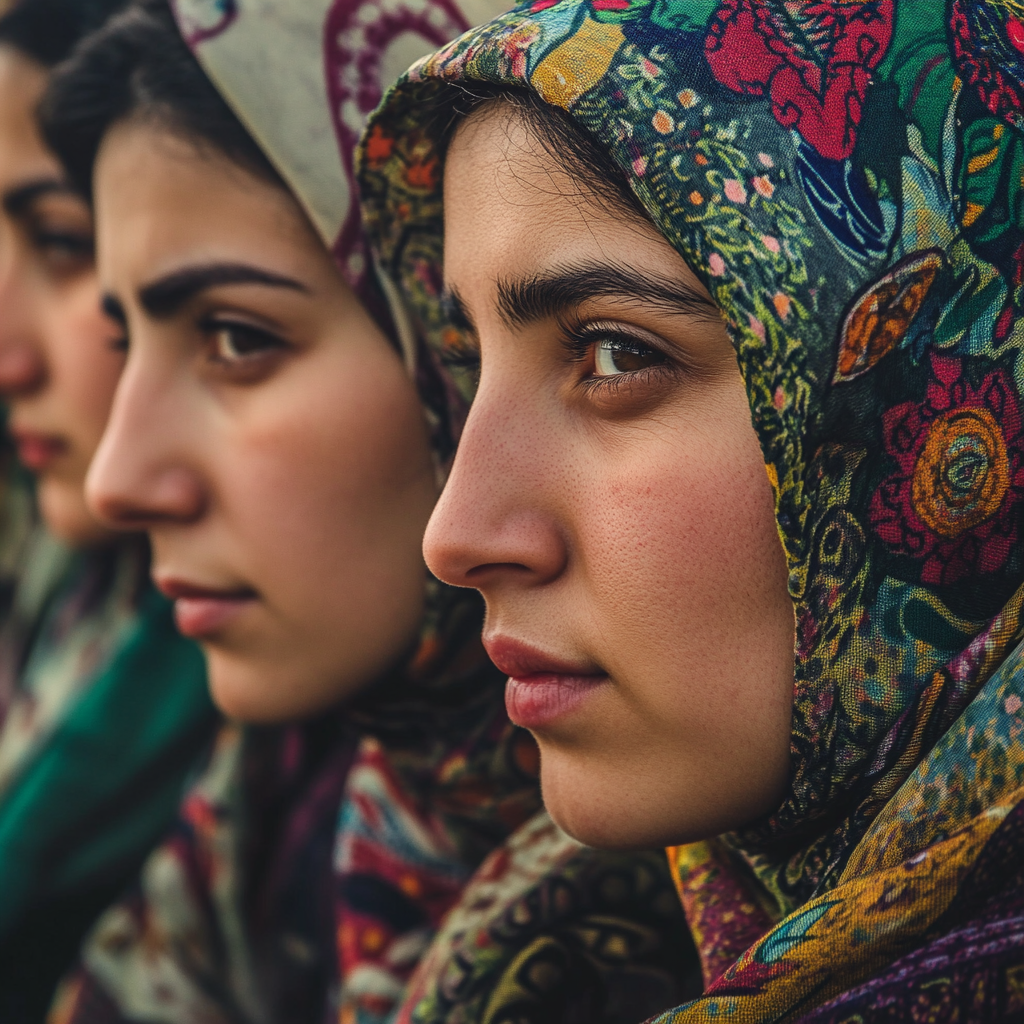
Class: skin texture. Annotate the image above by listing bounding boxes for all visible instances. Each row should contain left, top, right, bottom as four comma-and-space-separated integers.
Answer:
425, 103, 797, 850
89, 120, 438, 722
0, 45, 125, 546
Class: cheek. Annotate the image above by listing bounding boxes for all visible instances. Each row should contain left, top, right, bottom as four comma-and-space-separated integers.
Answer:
50, 282, 123, 440
214, 352, 433, 606
537, 401, 793, 844
578, 404, 787, 696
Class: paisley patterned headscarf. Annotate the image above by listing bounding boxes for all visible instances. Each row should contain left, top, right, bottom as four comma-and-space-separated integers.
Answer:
357, 1, 1024, 1018
167, 5, 545, 1020
50, 3, 693, 1023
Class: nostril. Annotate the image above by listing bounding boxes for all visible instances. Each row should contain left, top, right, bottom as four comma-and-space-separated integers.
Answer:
103, 509, 179, 529
90, 492, 202, 530
85, 489, 148, 529
465, 562, 534, 581
87, 457, 207, 529
95, 508, 152, 530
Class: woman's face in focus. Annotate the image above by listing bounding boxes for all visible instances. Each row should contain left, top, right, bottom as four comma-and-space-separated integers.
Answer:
0, 45, 124, 546
426, 103, 796, 850
90, 120, 438, 722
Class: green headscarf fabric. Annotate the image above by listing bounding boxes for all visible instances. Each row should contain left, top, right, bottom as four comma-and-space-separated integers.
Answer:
0, 476, 216, 1022
0, 550, 214, 921
357, 1, 1024, 1019
0, 0, 218, 1011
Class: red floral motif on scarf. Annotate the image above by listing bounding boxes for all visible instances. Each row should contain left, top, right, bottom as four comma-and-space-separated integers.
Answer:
950, 0, 1024, 129
869, 353, 1024, 586
705, 0, 894, 161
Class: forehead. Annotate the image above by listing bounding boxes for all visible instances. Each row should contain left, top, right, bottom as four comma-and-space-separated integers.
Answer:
93, 119, 322, 282
446, 102, 620, 236
0, 45, 59, 189
442, 102, 690, 299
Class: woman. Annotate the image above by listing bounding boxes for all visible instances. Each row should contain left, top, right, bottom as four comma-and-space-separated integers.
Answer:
0, 0, 216, 1018
43, 2, 693, 1022
356, 0, 1024, 1019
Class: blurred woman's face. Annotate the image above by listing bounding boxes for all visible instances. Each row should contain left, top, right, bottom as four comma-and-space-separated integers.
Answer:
90, 120, 438, 722
425, 103, 796, 850
0, 45, 125, 546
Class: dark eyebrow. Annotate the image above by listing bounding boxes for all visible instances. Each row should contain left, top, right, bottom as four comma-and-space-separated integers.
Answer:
2, 178, 80, 217
138, 262, 308, 318
441, 287, 478, 337
495, 262, 719, 330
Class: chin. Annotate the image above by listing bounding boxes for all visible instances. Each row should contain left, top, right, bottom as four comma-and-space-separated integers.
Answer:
540, 755, 651, 851
204, 647, 349, 724
538, 748, 716, 851
38, 479, 118, 548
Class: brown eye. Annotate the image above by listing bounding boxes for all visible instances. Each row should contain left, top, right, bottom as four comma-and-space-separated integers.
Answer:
209, 322, 287, 362
593, 336, 667, 377
27, 195, 96, 274
33, 229, 94, 272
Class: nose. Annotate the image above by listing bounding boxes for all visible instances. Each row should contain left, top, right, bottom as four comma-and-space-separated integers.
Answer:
0, 248, 46, 396
85, 356, 206, 529
423, 381, 568, 592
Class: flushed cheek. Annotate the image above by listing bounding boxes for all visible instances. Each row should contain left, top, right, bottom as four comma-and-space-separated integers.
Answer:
236, 406, 424, 556
214, 382, 430, 630
578, 441, 783, 720
215, 437, 372, 601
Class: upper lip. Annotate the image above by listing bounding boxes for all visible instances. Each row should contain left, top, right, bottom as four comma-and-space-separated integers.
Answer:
483, 635, 603, 679
9, 427, 64, 449
154, 576, 257, 601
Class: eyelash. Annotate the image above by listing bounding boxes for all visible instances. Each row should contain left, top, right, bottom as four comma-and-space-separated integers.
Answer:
103, 321, 290, 368
199, 316, 291, 365
439, 323, 677, 396
440, 340, 483, 387
100, 315, 293, 368
561, 321, 675, 393
441, 341, 481, 370
34, 230, 93, 253
30, 229, 95, 275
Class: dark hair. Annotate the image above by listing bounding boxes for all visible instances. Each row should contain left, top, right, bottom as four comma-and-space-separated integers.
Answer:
431, 82, 647, 223
40, 0, 283, 198
0, 0, 129, 67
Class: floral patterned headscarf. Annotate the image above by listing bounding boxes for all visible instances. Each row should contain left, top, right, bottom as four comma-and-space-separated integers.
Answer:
112, 4, 689, 1023
357, 1, 1024, 1019
169, 2, 547, 1021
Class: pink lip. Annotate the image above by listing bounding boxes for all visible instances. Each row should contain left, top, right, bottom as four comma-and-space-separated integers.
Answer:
484, 636, 608, 730
10, 430, 66, 472
156, 577, 257, 640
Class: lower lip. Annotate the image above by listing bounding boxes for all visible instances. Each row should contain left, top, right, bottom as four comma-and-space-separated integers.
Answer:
14, 435, 65, 471
505, 673, 607, 729
173, 595, 255, 639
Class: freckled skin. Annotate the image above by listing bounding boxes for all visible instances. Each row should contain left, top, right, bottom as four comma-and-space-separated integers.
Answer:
425, 105, 796, 850
0, 46, 126, 546
89, 121, 438, 722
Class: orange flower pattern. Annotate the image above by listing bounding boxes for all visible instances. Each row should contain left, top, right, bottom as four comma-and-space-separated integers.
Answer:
870, 353, 1024, 586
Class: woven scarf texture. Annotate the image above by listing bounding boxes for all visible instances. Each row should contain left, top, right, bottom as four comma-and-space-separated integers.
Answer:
50, 2, 695, 1023
0, 463, 215, 1023
356, 1, 1024, 1019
